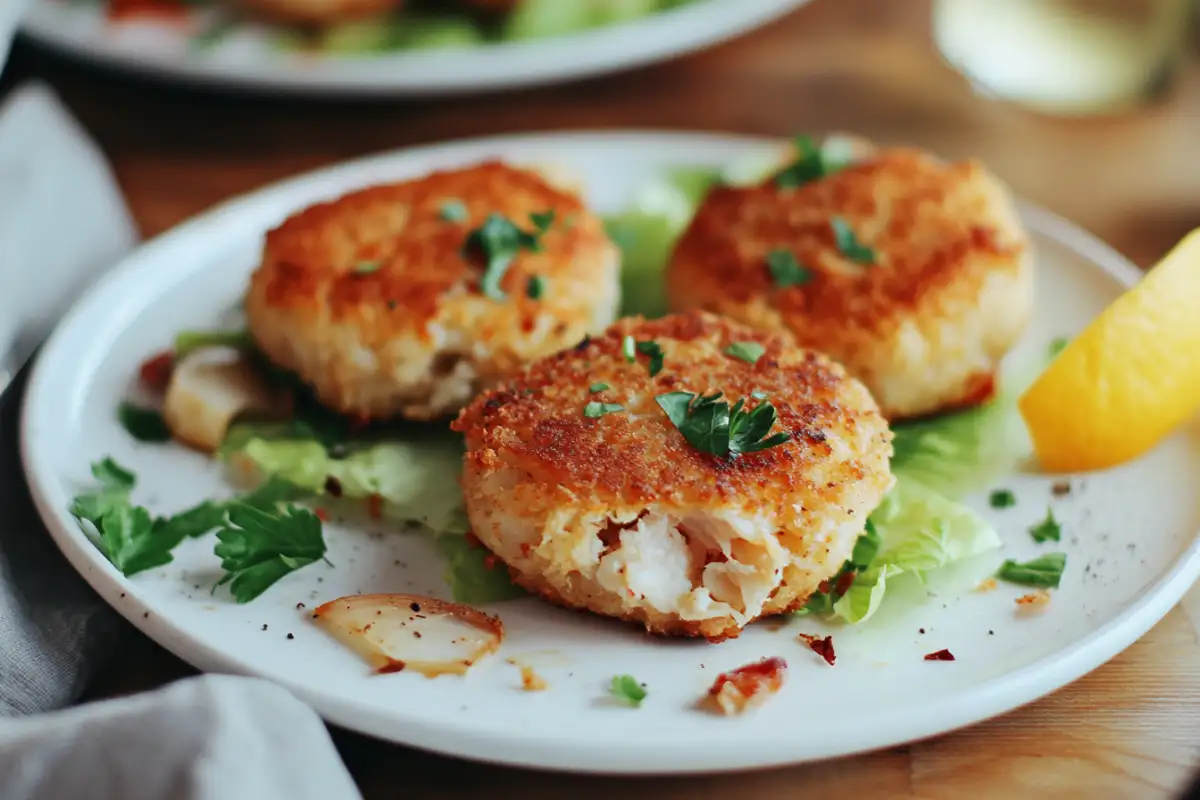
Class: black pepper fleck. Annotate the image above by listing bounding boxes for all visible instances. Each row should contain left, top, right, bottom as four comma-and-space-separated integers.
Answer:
410, 602, 421, 612
262, 624, 268, 631
919, 628, 926, 634
286, 633, 295, 640
296, 602, 306, 609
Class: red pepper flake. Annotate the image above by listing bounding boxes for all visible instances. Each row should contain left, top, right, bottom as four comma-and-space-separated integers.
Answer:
464, 531, 482, 549
797, 633, 836, 666
315, 508, 330, 522
924, 649, 956, 662
138, 351, 174, 392
833, 570, 856, 597
483, 555, 499, 571
367, 494, 383, 520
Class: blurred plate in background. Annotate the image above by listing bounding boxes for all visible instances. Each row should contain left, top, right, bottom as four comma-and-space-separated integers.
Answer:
19, 0, 811, 96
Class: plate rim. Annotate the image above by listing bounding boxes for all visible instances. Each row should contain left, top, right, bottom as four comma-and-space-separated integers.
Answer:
21, 129, 1200, 775
19, 0, 810, 96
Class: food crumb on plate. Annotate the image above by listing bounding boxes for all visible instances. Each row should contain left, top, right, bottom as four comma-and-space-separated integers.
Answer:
924, 649, 955, 661
797, 633, 836, 666
706, 657, 787, 715
1016, 590, 1052, 611
975, 578, 998, 592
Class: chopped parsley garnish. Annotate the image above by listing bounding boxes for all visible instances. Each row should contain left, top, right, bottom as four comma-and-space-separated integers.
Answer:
584, 401, 624, 419
766, 249, 812, 288
118, 403, 171, 443
1049, 336, 1070, 357
70, 458, 315, 587
635, 340, 664, 377
462, 211, 554, 300
173, 329, 254, 359
439, 199, 468, 222
526, 275, 545, 300
996, 552, 1066, 589
774, 135, 835, 189
589, 383, 610, 393
725, 341, 765, 365
1029, 508, 1061, 543
621, 335, 636, 363
215, 503, 327, 604
656, 391, 790, 458
530, 210, 556, 232
830, 217, 875, 264
610, 674, 647, 707
988, 489, 1016, 509
353, 260, 382, 276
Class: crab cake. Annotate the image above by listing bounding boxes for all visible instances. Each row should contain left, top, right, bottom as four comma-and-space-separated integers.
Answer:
453, 311, 894, 641
666, 145, 1034, 421
246, 161, 621, 421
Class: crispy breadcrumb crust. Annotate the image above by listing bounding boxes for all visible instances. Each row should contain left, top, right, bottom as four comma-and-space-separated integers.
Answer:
246, 161, 620, 420
666, 147, 1033, 420
454, 311, 894, 640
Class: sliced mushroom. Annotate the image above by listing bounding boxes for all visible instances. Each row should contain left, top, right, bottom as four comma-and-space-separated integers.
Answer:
163, 348, 288, 453
311, 593, 504, 677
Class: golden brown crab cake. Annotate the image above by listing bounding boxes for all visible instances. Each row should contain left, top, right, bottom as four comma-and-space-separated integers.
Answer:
452, 311, 894, 641
666, 146, 1033, 421
245, 161, 621, 421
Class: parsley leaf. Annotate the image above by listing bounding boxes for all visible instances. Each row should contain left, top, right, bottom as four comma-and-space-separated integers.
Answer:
215, 503, 327, 603
462, 212, 553, 300
610, 674, 647, 707
584, 402, 624, 419
439, 199, 468, 222
99, 504, 176, 577
774, 135, 830, 189
766, 249, 812, 288
997, 552, 1066, 589
1029, 508, 1061, 543
173, 329, 254, 359
353, 260, 382, 275
656, 391, 790, 458
635, 340, 664, 377
989, 489, 1016, 509
118, 402, 172, 443
1049, 336, 1070, 357
621, 335, 636, 363
725, 341, 765, 365
831, 217, 875, 264
70, 458, 135, 525
589, 383, 610, 393
526, 275, 545, 300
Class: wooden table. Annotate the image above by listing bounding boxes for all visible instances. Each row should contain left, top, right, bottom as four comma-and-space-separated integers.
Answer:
6, 0, 1200, 796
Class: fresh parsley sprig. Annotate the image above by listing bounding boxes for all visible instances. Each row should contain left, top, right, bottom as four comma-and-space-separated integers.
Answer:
774, 135, 841, 189
766, 250, 812, 288
831, 217, 875, 264
656, 391, 790, 458
463, 211, 555, 300
610, 674, 647, 707
1029, 508, 1061, 543
118, 403, 172, 443
996, 552, 1066, 589
215, 503, 327, 604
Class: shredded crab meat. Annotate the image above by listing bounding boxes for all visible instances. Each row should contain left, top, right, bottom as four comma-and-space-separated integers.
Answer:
584, 511, 797, 626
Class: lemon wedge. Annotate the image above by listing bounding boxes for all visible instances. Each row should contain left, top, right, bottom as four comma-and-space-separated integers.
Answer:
1019, 228, 1200, 472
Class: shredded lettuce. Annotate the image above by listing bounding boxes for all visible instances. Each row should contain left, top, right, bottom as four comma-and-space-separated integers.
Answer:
435, 535, 526, 604
803, 478, 1001, 624
604, 167, 720, 318
890, 377, 1031, 499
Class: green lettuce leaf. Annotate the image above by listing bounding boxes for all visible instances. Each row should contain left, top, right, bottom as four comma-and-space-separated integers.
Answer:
829, 479, 1001, 623
604, 167, 721, 318
890, 386, 1028, 499
223, 426, 520, 602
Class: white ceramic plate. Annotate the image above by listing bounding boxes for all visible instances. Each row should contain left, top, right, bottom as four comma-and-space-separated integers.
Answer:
19, 0, 808, 96
22, 132, 1200, 775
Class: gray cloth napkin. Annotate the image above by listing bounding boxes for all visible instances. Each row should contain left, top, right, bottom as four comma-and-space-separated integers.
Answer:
0, 82, 364, 799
